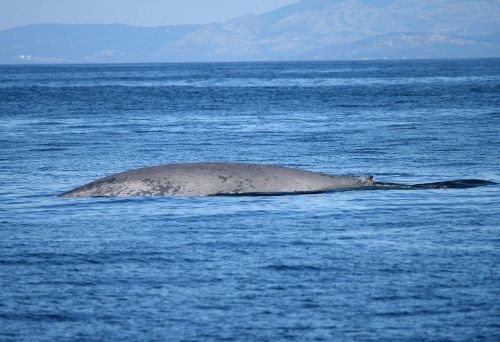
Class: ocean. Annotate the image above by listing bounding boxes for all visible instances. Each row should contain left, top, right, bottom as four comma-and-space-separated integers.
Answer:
1, 59, 499, 340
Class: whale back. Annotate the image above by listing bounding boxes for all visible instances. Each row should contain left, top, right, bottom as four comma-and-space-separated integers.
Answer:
59, 163, 374, 197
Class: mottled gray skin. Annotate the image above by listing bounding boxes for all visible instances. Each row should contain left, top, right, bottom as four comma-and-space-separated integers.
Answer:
59, 163, 375, 198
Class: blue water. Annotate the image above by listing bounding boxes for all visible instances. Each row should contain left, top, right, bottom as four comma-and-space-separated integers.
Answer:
1, 59, 499, 340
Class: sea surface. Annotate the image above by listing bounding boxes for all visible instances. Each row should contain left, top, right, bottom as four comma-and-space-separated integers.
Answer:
1, 59, 499, 340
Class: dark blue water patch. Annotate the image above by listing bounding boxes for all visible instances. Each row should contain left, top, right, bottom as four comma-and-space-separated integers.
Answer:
0, 312, 84, 322
0, 59, 499, 340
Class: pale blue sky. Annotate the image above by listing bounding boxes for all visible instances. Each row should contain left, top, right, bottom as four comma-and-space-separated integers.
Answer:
0, 0, 299, 30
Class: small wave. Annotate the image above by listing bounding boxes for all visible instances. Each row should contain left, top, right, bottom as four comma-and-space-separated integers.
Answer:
263, 264, 323, 272
0, 312, 81, 322
1, 75, 498, 89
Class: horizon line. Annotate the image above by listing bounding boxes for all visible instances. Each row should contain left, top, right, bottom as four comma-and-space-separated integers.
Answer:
2, 56, 500, 67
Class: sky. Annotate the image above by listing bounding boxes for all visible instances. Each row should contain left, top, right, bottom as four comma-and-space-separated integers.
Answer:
0, 0, 300, 31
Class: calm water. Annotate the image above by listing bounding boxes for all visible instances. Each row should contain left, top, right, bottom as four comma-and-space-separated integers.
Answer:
1, 60, 499, 340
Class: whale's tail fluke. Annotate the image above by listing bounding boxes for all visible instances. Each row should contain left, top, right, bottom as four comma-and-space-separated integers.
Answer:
375, 179, 497, 190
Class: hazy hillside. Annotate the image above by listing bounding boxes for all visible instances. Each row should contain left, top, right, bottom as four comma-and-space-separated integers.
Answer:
1, 0, 499, 63
0, 24, 197, 63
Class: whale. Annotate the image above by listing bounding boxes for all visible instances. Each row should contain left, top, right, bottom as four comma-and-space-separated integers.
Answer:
58, 162, 496, 198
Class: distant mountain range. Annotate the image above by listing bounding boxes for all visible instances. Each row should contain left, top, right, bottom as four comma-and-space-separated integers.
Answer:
1, 0, 499, 63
